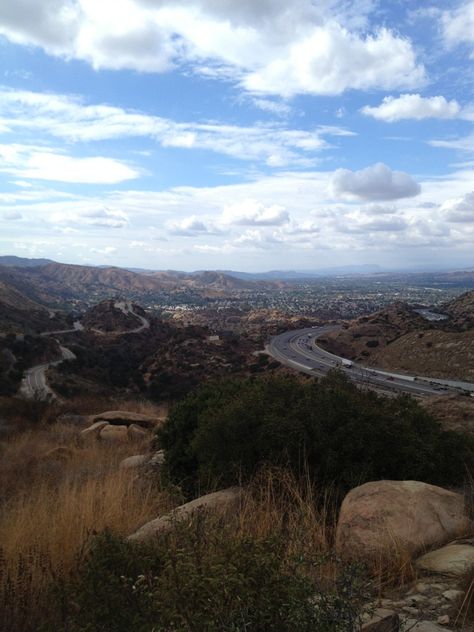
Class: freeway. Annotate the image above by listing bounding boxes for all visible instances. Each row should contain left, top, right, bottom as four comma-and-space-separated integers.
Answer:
267, 327, 474, 397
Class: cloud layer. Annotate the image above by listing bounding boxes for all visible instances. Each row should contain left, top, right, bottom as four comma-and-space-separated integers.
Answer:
0, 0, 425, 97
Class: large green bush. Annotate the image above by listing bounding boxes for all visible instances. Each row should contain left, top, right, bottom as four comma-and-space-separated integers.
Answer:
48, 523, 368, 632
158, 371, 474, 495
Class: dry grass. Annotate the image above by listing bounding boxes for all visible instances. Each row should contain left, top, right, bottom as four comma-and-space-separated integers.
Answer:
232, 467, 417, 594
456, 568, 474, 629
55, 392, 168, 418
0, 427, 423, 630
0, 421, 172, 630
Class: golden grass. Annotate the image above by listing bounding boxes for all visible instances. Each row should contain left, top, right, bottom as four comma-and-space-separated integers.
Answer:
233, 467, 417, 593
55, 393, 168, 418
0, 421, 171, 630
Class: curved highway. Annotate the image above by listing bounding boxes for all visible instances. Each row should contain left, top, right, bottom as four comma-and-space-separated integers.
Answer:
268, 327, 474, 397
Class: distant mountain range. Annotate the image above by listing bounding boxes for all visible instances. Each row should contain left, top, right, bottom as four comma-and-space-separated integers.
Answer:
1, 256, 474, 329
0, 255, 55, 268
3, 255, 474, 282
0, 258, 284, 320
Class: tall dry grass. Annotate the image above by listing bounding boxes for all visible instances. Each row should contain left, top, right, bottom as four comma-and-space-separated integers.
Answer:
0, 422, 172, 631
232, 467, 417, 594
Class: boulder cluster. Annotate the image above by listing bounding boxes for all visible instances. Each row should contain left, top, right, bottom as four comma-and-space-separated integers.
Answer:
80, 410, 161, 442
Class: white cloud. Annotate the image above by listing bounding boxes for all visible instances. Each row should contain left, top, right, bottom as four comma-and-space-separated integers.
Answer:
0, 1, 425, 97
0, 88, 352, 167
3, 211, 22, 220
362, 203, 397, 215
3, 166, 474, 268
0, 143, 140, 184
251, 98, 293, 117
49, 206, 129, 228
339, 216, 408, 233
90, 246, 118, 255
167, 215, 220, 236
441, 191, 474, 223
361, 94, 461, 122
430, 133, 474, 153
222, 199, 289, 226
331, 163, 421, 201
242, 25, 425, 97
442, 2, 474, 56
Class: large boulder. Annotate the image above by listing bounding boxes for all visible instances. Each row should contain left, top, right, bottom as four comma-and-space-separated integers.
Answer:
128, 487, 243, 542
99, 424, 129, 443
416, 542, 474, 577
89, 411, 160, 429
336, 481, 470, 560
119, 454, 150, 470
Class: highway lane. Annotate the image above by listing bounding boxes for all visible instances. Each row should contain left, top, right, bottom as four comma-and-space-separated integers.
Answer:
267, 327, 474, 397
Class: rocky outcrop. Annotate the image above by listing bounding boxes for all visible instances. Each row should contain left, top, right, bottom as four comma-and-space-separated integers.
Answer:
336, 480, 470, 560
128, 487, 243, 542
88, 410, 160, 429
81, 418, 152, 442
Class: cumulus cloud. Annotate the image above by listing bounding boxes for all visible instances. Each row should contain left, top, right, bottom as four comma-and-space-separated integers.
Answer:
3, 211, 22, 220
242, 25, 425, 97
331, 163, 421, 201
0, 143, 140, 184
441, 191, 474, 222
442, 2, 474, 55
0, 0, 425, 97
167, 215, 220, 236
361, 94, 461, 122
222, 199, 289, 226
0, 88, 352, 167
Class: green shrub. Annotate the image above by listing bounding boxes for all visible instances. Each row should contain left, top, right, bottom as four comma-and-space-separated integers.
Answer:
48, 522, 368, 632
158, 371, 474, 495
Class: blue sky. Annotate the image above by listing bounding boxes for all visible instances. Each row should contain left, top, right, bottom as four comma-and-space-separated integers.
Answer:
0, 0, 474, 271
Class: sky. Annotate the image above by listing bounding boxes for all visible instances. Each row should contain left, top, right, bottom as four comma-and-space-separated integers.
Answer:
0, 1, 474, 272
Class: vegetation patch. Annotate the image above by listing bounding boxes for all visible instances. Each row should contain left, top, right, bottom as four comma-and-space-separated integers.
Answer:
159, 371, 474, 496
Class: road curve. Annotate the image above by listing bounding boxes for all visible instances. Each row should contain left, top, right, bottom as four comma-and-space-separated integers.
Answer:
19, 342, 77, 400
19, 304, 150, 400
267, 327, 474, 397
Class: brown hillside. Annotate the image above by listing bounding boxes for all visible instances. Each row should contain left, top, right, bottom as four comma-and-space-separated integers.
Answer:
320, 298, 474, 382
0, 280, 66, 333
82, 300, 145, 333
443, 289, 474, 329
319, 302, 427, 361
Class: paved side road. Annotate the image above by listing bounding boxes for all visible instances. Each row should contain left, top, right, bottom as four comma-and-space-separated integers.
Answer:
18, 304, 150, 400
267, 326, 474, 397
19, 343, 76, 400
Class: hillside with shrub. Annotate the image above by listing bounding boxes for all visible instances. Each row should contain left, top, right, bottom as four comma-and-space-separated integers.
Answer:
158, 371, 474, 496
